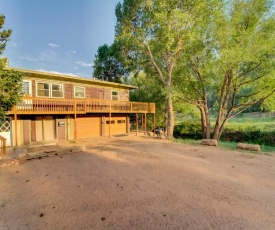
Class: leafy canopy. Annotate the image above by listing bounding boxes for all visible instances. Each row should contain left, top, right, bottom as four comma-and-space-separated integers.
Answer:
0, 15, 24, 123
93, 43, 129, 83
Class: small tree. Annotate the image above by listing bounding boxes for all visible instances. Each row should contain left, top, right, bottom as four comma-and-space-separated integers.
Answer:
0, 15, 24, 123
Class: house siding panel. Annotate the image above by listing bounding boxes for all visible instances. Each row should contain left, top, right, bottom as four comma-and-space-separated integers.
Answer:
32, 80, 36, 97
65, 84, 73, 99
86, 87, 92, 98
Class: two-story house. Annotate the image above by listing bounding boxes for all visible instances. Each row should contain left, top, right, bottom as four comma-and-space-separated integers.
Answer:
1, 59, 155, 147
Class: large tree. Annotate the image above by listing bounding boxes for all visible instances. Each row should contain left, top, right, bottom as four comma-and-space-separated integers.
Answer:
93, 43, 129, 83
175, 0, 275, 140
0, 15, 24, 123
115, 0, 208, 138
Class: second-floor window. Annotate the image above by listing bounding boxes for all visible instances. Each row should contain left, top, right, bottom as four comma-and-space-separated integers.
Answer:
111, 91, 119, 100
52, 84, 63, 98
74, 86, 85, 98
22, 80, 32, 96
37, 82, 63, 98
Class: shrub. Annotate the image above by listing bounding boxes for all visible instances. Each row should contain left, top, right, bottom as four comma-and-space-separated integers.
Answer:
220, 131, 275, 146
173, 120, 202, 139
174, 120, 275, 146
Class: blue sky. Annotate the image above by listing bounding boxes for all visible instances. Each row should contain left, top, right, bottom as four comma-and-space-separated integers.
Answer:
0, 0, 120, 78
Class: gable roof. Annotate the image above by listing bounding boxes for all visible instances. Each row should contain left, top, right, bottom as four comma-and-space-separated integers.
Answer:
17, 68, 137, 90
1, 58, 136, 90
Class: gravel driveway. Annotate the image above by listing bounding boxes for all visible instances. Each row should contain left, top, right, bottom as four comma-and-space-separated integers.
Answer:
0, 135, 275, 230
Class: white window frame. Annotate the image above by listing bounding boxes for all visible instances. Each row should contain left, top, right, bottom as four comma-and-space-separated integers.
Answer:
74, 86, 85, 98
36, 82, 64, 98
22, 80, 32, 96
111, 90, 119, 101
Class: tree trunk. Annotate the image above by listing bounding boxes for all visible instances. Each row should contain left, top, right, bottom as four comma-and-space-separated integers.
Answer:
198, 103, 211, 139
199, 107, 207, 139
212, 122, 221, 140
166, 93, 174, 139
212, 117, 228, 140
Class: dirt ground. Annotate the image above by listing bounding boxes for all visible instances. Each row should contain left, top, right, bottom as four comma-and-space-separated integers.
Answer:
0, 135, 275, 230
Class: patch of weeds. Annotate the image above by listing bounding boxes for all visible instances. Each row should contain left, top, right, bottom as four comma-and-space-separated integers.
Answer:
219, 141, 275, 154
173, 138, 201, 146
218, 141, 237, 150
260, 145, 275, 153
0, 200, 6, 208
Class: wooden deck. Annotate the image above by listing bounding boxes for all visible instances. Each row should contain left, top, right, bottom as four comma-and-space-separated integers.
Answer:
7, 97, 155, 115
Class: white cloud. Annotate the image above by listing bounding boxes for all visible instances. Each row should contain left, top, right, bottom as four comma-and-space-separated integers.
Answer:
48, 43, 60, 48
68, 50, 77, 54
76, 61, 92, 67
66, 50, 77, 57
20, 56, 38, 62
74, 67, 79, 69
39, 50, 58, 62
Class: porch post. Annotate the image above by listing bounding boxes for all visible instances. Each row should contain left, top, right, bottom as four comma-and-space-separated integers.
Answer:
136, 113, 138, 136
74, 99, 77, 141
141, 114, 144, 132
109, 100, 111, 138
144, 113, 147, 135
154, 112, 156, 137
14, 107, 18, 147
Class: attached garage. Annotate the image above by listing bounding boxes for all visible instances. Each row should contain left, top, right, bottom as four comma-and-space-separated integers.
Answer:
105, 116, 127, 136
77, 116, 101, 138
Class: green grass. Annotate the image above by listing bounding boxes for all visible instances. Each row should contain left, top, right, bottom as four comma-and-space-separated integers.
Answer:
173, 138, 201, 146
210, 113, 275, 132
173, 139, 275, 153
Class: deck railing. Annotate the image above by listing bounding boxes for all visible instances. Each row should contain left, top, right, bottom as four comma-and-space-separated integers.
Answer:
0, 135, 7, 157
7, 96, 155, 115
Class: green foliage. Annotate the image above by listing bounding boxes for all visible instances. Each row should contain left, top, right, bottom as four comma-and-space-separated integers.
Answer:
173, 120, 202, 140
129, 72, 166, 128
0, 15, 12, 55
93, 43, 128, 83
220, 130, 275, 146
174, 0, 275, 139
0, 14, 24, 123
0, 60, 24, 122
174, 115, 275, 146
262, 93, 275, 112
115, 0, 275, 139
115, 0, 204, 137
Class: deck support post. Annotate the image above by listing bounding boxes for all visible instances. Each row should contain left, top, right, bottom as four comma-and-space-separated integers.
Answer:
144, 113, 147, 135
109, 100, 111, 138
14, 107, 18, 148
141, 114, 144, 133
154, 112, 156, 137
136, 113, 138, 136
74, 99, 77, 142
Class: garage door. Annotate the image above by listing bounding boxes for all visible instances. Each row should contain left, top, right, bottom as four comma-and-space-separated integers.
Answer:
77, 117, 101, 138
105, 117, 126, 136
